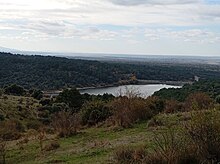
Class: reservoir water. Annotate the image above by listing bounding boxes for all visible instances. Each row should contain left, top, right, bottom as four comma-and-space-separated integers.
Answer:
80, 84, 181, 98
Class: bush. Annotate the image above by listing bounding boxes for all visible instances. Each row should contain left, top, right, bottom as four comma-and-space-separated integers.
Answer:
110, 97, 145, 128
44, 140, 60, 151
56, 88, 83, 111
26, 120, 42, 130
164, 100, 182, 113
110, 96, 164, 128
81, 100, 111, 126
114, 110, 220, 164
184, 110, 220, 163
39, 98, 51, 106
51, 111, 81, 137
0, 114, 5, 121
0, 139, 6, 164
215, 95, 220, 104
113, 128, 199, 164
4, 84, 26, 96
113, 146, 147, 163
31, 89, 43, 100
0, 89, 3, 97
147, 117, 164, 127
50, 103, 69, 113
37, 103, 70, 124
0, 120, 24, 140
184, 92, 214, 111
145, 96, 165, 115
151, 127, 198, 164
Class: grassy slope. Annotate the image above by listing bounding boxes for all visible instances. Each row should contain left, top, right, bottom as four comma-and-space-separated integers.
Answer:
3, 95, 214, 163
6, 111, 189, 164
6, 123, 154, 164
0, 95, 40, 122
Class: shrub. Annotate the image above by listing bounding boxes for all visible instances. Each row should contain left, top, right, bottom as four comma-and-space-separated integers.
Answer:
44, 140, 60, 151
114, 111, 220, 164
112, 127, 201, 164
81, 100, 111, 126
26, 120, 42, 130
110, 96, 164, 128
113, 146, 147, 163
39, 98, 51, 106
37, 129, 46, 151
110, 97, 145, 128
0, 114, 5, 121
184, 110, 220, 163
151, 128, 193, 164
51, 111, 80, 137
56, 88, 83, 111
184, 92, 214, 111
153, 128, 179, 162
0, 139, 6, 164
4, 84, 26, 96
145, 96, 165, 115
31, 89, 43, 100
0, 89, 3, 97
0, 120, 24, 141
147, 117, 164, 127
17, 136, 29, 150
37, 109, 50, 123
37, 103, 70, 124
50, 103, 69, 113
164, 100, 182, 113
215, 95, 220, 104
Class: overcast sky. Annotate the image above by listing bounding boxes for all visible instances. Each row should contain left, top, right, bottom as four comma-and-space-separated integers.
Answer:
0, 0, 220, 56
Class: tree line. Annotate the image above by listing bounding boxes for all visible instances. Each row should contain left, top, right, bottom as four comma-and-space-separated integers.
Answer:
1, 52, 220, 90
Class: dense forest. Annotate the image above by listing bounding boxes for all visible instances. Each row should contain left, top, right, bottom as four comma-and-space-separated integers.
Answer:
1, 52, 220, 90
154, 80, 220, 102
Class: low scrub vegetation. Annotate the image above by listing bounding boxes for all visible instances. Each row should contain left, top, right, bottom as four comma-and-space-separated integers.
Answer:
185, 110, 220, 162
1, 82, 220, 163
0, 139, 6, 164
0, 120, 24, 141
51, 110, 81, 137
109, 95, 168, 128
81, 100, 111, 126
114, 110, 220, 164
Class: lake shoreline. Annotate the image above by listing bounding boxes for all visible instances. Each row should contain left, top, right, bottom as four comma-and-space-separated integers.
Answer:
77, 79, 192, 91
79, 83, 182, 97
43, 80, 190, 97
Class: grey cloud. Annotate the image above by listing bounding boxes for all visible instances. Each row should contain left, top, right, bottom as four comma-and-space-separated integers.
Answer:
0, 18, 118, 40
109, 0, 200, 6
144, 28, 220, 44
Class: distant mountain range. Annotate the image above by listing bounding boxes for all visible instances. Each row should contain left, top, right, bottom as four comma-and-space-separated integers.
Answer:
0, 46, 19, 53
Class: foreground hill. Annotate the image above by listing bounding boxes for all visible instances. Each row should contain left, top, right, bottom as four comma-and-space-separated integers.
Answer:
1, 52, 220, 90
1, 82, 220, 163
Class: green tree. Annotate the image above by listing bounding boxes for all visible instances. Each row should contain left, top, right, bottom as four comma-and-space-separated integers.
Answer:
31, 89, 43, 100
81, 100, 111, 125
0, 89, 3, 97
4, 84, 26, 96
56, 88, 83, 111
215, 95, 220, 104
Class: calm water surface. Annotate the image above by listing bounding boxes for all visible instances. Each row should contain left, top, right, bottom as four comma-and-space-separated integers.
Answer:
80, 84, 181, 98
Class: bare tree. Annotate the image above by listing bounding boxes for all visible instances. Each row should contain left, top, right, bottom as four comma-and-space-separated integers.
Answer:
52, 111, 80, 137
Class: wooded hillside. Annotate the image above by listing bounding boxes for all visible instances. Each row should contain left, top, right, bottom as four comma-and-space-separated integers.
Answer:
1, 52, 220, 90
